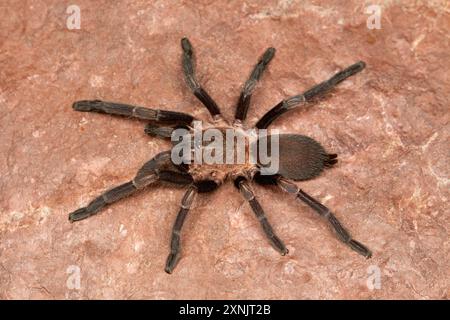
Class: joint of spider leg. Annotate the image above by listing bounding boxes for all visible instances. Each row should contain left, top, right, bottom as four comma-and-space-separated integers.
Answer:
212, 113, 229, 125
236, 179, 255, 201
232, 118, 243, 128
320, 207, 332, 219
101, 193, 108, 203
276, 177, 299, 194
144, 124, 173, 138
132, 172, 159, 190
247, 166, 260, 180
180, 185, 197, 209
242, 80, 257, 96
285, 95, 307, 108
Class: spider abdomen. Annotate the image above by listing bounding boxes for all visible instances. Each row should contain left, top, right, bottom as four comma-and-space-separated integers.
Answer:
256, 134, 337, 181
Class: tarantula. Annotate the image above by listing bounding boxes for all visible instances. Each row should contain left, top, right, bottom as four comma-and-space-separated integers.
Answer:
69, 37, 372, 274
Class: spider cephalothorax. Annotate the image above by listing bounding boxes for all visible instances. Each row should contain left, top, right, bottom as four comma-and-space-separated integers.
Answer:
69, 37, 372, 274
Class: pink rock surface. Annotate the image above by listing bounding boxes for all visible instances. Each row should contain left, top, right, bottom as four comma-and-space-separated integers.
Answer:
0, 1, 448, 299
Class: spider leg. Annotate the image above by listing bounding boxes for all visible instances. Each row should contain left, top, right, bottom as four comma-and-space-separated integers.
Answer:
165, 184, 197, 274
234, 177, 288, 255
69, 181, 140, 222
276, 176, 372, 258
144, 123, 191, 140
73, 100, 194, 124
234, 47, 275, 124
181, 37, 222, 120
69, 151, 193, 222
144, 124, 177, 138
255, 61, 366, 129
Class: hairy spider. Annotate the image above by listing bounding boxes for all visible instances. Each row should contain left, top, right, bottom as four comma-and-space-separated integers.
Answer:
69, 37, 372, 274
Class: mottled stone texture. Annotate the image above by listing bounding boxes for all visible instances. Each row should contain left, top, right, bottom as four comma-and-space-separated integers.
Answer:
0, 0, 448, 299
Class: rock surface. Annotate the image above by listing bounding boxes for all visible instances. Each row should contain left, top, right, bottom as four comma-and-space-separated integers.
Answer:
0, 0, 448, 299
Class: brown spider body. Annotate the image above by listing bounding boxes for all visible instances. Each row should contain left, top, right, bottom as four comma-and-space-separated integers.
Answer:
68, 37, 372, 274
184, 124, 258, 185
187, 158, 256, 187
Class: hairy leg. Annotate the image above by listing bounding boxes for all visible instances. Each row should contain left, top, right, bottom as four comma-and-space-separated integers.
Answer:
73, 100, 194, 124
69, 151, 192, 222
69, 181, 140, 222
144, 123, 191, 140
277, 177, 372, 258
235, 177, 288, 255
256, 61, 365, 129
234, 47, 275, 124
165, 184, 198, 273
181, 38, 222, 120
